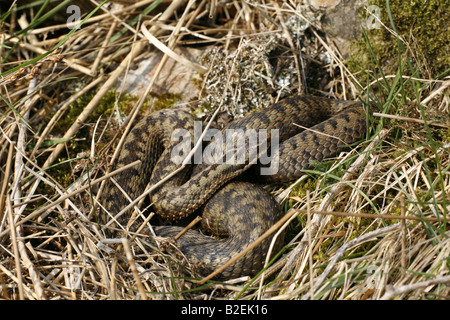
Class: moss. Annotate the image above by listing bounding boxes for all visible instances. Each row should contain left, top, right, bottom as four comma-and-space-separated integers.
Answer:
438, 128, 450, 143
347, 0, 449, 84
51, 90, 145, 134
289, 178, 317, 201
49, 89, 178, 142
43, 89, 179, 187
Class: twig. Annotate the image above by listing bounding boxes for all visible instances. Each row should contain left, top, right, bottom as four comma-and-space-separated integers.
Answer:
141, 23, 207, 73
121, 238, 148, 300
373, 112, 449, 128
6, 34, 94, 76
91, 0, 188, 219
295, 208, 445, 223
0, 264, 37, 299
0, 142, 14, 225
310, 28, 362, 92
6, 197, 24, 299
91, 20, 117, 75
272, 1, 305, 94
306, 190, 314, 295
380, 275, 450, 300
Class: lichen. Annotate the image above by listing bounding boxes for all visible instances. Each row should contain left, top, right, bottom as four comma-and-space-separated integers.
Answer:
198, 33, 298, 119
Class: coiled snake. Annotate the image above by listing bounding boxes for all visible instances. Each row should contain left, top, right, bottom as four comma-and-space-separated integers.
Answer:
101, 95, 369, 279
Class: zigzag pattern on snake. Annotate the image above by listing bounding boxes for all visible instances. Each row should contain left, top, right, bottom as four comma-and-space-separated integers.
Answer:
101, 95, 369, 279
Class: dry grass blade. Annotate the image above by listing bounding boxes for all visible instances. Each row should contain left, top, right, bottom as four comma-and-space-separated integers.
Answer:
274, 129, 389, 285
373, 112, 449, 129
141, 23, 207, 74
6, 197, 24, 299
302, 224, 402, 300
0, 160, 141, 239
381, 275, 450, 300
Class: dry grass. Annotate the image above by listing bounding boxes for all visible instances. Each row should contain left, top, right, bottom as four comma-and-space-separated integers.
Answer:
0, 0, 449, 300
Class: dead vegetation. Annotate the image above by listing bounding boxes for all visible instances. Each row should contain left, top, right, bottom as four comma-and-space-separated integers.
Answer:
0, 0, 449, 300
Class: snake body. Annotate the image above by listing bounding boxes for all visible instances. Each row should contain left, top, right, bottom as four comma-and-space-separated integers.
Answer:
102, 95, 368, 278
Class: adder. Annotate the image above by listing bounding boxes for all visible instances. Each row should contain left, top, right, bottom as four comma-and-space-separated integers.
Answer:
101, 95, 369, 279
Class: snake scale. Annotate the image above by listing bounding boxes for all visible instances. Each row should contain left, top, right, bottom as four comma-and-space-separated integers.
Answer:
101, 95, 369, 279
